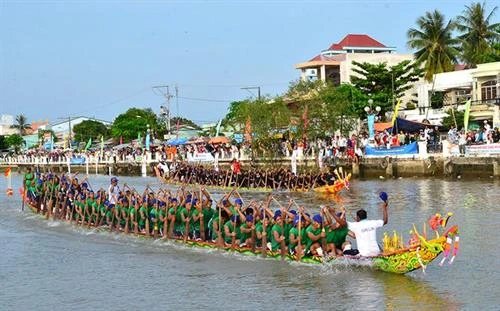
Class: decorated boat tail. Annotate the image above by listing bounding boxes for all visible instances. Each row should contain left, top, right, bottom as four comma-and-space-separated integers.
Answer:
24, 198, 458, 274
313, 167, 351, 195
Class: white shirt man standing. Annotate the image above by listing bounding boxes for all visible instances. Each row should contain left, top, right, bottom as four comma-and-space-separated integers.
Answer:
107, 176, 120, 206
348, 192, 389, 257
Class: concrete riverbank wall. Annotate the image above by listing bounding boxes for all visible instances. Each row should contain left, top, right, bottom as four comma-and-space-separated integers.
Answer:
2, 156, 500, 179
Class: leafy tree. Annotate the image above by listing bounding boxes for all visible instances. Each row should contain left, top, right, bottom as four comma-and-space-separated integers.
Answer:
10, 114, 32, 135
6, 134, 25, 152
430, 91, 447, 109
477, 41, 500, 63
0, 136, 7, 150
350, 60, 424, 119
111, 108, 159, 142
457, 2, 499, 67
73, 120, 110, 142
442, 109, 465, 129
407, 10, 460, 81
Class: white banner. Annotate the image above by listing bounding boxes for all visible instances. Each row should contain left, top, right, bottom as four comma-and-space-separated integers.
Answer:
187, 152, 215, 163
465, 143, 500, 155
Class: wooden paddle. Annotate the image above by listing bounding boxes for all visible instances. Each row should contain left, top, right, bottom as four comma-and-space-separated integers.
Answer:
199, 187, 205, 241
297, 210, 303, 262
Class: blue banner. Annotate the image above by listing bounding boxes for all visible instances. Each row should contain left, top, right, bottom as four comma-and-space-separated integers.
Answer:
145, 133, 151, 150
70, 156, 86, 165
367, 115, 375, 138
365, 142, 418, 156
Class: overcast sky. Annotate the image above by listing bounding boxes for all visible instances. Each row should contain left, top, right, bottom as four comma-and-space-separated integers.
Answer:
1, 0, 496, 125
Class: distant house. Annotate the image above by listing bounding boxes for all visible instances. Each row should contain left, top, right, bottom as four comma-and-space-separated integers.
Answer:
295, 34, 414, 85
0, 114, 16, 136
412, 61, 500, 128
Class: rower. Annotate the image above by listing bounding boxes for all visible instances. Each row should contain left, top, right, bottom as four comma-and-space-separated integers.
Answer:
270, 210, 285, 252
239, 215, 255, 248
305, 214, 325, 256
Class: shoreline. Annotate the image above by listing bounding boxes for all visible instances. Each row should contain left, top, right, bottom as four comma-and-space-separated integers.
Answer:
2, 155, 500, 180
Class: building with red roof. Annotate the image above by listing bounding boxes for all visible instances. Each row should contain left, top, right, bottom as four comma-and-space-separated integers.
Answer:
295, 34, 413, 85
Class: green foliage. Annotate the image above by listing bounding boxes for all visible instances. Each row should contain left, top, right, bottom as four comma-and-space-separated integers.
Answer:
6, 134, 24, 152
442, 109, 465, 129
430, 91, 447, 109
457, 2, 499, 67
350, 60, 424, 119
10, 114, 32, 135
73, 120, 110, 142
111, 108, 159, 142
0, 136, 7, 150
407, 9, 460, 81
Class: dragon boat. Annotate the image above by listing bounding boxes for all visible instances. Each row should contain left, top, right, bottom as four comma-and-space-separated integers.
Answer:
25, 200, 458, 274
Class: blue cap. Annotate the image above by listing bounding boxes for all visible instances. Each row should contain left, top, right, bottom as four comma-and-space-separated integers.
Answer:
104, 200, 109, 206
235, 198, 243, 206
111, 177, 118, 183
290, 210, 297, 216
231, 215, 239, 222
159, 201, 166, 207
89, 190, 94, 194
79, 193, 86, 200
186, 194, 192, 201
274, 210, 282, 220
293, 215, 300, 226
81, 182, 88, 188
379, 191, 388, 202
246, 215, 254, 222
170, 198, 178, 203
312, 214, 323, 224
185, 199, 192, 205
191, 199, 198, 206
222, 199, 228, 205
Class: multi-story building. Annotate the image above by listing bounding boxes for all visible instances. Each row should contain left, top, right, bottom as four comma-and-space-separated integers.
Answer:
295, 34, 414, 85
412, 61, 500, 128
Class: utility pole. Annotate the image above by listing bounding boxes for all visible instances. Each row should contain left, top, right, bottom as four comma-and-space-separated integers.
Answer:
241, 86, 261, 100
153, 85, 173, 137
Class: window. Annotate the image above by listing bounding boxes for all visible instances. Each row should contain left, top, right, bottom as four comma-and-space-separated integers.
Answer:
481, 80, 497, 101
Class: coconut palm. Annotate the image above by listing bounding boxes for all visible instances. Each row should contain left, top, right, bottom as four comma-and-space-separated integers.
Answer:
407, 10, 460, 81
457, 2, 499, 67
10, 114, 32, 136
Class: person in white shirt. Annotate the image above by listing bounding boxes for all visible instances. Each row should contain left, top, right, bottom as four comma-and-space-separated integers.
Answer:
107, 177, 120, 206
347, 192, 389, 257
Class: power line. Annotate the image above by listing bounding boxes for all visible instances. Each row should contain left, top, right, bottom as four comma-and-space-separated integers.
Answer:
177, 96, 234, 103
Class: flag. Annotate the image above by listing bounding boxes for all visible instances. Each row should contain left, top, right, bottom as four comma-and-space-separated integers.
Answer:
120, 136, 123, 145
302, 105, 309, 130
302, 105, 309, 140
145, 131, 151, 150
244, 116, 252, 142
463, 99, 472, 132
391, 99, 402, 126
215, 119, 222, 137
100, 135, 104, 155
4, 167, 11, 177
84, 137, 92, 151
50, 134, 54, 152
138, 132, 142, 148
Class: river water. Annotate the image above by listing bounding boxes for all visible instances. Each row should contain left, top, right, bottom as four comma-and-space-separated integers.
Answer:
0, 174, 499, 310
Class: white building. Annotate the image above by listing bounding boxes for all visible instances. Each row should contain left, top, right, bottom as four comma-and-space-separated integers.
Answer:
411, 62, 500, 128
0, 114, 16, 136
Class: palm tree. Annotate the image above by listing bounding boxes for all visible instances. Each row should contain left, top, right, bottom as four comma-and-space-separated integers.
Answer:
457, 2, 499, 67
407, 10, 460, 81
10, 114, 32, 136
